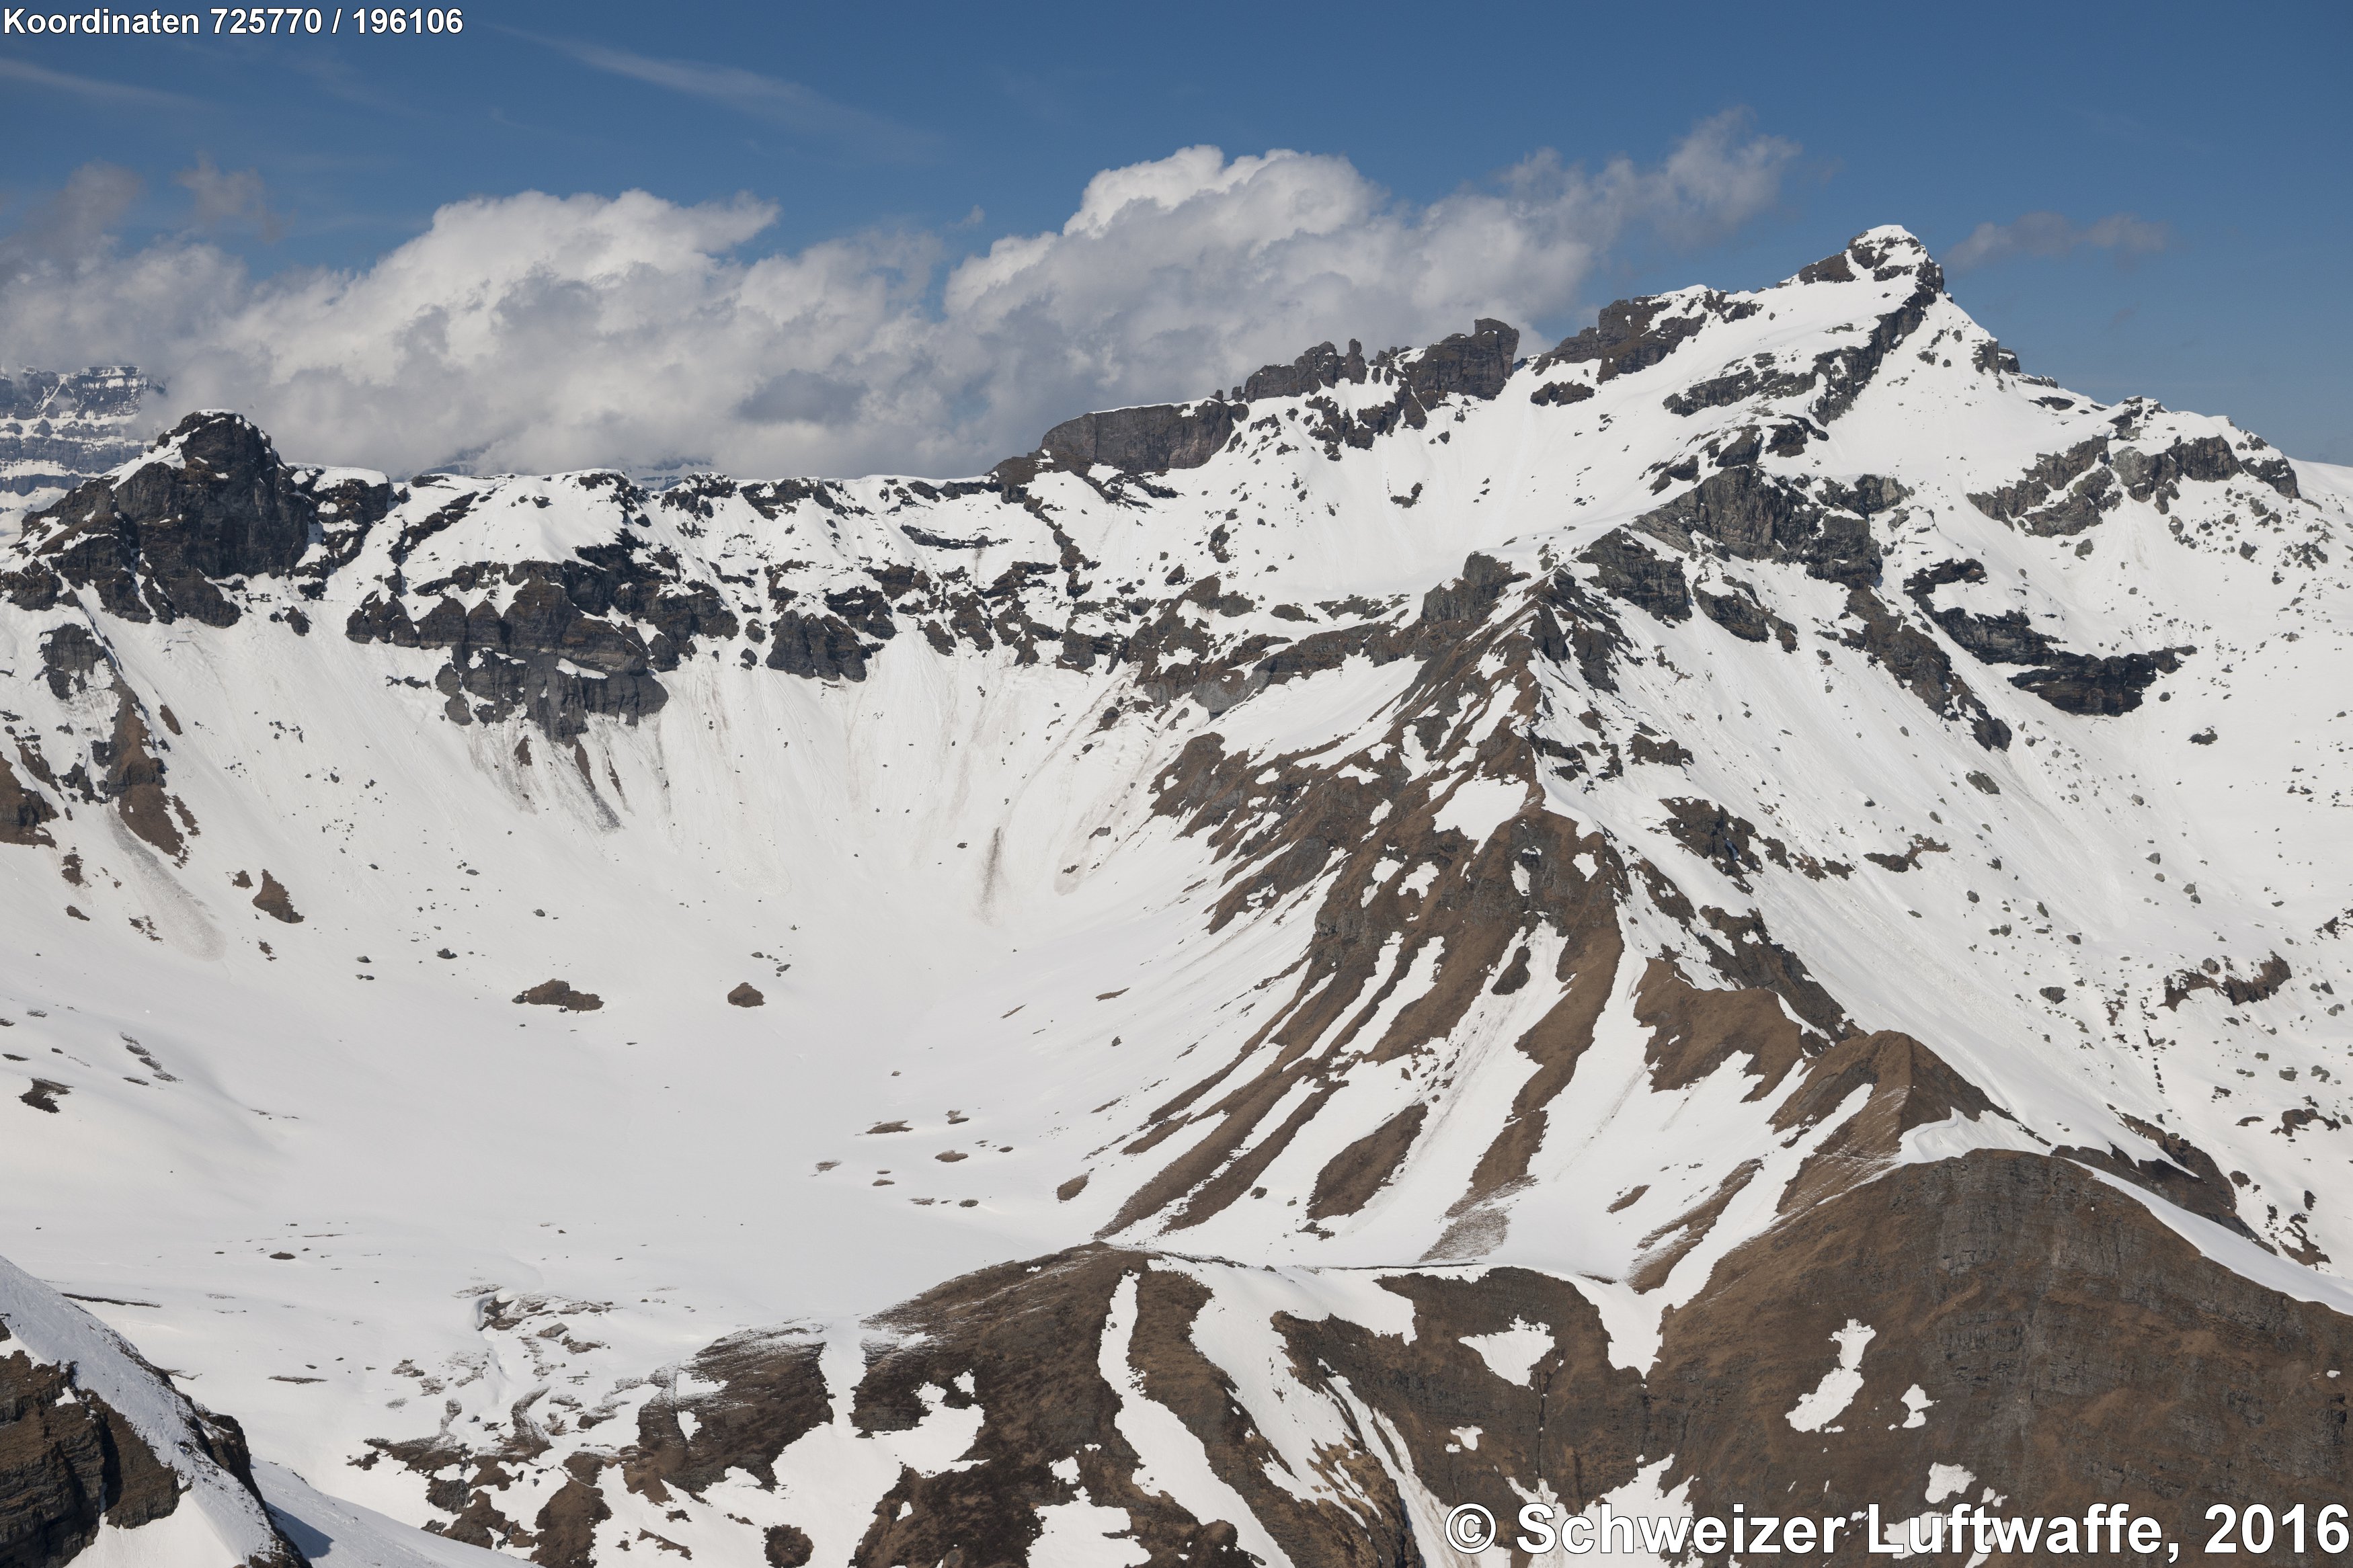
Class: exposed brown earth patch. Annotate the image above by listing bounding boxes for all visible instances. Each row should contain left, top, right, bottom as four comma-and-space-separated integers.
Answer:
1647, 1151, 2353, 1549
1629, 1159, 1765, 1290
251, 870, 303, 923
0, 753, 57, 848
1767, 1029, 2001, 1212
1280, 1266, 1648, 1525
1864, 833, 1948, 872
1307, 1102, 1428, 1221
619, 1330, 830, 1503
2053, 1112, 2255, 1241
1636, 957, 1812, 1100
850, 1248, 1228, 1567
101, 686, 192, 860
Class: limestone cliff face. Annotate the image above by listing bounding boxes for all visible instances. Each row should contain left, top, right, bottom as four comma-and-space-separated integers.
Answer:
0, 368, 159, 509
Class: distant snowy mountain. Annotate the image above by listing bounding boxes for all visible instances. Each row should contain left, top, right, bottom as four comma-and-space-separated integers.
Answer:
4, 226, 2351, 1564
0, 366, 161, 526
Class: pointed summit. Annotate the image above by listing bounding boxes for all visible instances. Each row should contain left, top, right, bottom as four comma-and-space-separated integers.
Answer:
1789, 224, 1946, 293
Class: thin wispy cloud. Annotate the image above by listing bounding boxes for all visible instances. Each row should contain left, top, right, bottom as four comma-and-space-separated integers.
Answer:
0, 163, 144, 270
514, 30, 936, 161
1946, 210, 2171, 272
272, 52, 443, 121
176, 154, 286, 242
0, 55, 202, 108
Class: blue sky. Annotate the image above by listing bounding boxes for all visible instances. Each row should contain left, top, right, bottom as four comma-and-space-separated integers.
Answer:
3, 0, 2348, 473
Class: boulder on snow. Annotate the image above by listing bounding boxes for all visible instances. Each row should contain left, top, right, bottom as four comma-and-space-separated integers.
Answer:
512, 980, 602, 1012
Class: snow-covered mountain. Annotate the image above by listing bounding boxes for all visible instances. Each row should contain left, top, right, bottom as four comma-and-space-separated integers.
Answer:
0, 367, 161, 525
4, 225, 2351, 1564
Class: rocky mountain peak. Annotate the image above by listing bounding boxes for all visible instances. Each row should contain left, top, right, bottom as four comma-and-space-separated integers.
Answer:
10, 408, 389, 628
1790, 223, 1946, 292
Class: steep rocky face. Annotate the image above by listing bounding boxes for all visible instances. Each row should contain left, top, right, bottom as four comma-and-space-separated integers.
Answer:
3, 225, 2351, 1564
1043, 401, 1240, 474
0, 1348, 163, 1567
1240, 337, 1369, 401
1035, 317, 1521, 479
1644, 1151, 2353, 1543
8, 411, 391, 626
1904, 556, 2195, 715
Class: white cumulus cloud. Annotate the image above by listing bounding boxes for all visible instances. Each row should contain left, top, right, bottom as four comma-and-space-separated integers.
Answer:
0, 113, 1798, 480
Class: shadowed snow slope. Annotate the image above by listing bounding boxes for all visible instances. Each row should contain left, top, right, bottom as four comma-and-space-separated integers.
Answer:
3, 226, 2351, 1563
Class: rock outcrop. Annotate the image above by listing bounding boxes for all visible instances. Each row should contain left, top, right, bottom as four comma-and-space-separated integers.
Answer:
0, 1255, 298, 1567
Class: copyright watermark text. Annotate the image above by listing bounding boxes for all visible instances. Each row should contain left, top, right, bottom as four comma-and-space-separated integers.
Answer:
1441, 1498, 2348, 1557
